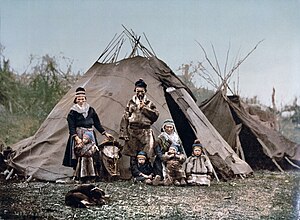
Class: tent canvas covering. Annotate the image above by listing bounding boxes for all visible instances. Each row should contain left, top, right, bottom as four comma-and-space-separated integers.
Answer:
200, 90, 300, 170
9, 55, 253, 181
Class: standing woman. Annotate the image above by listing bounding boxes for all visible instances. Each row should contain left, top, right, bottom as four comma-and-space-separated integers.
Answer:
63, 87, 113, 181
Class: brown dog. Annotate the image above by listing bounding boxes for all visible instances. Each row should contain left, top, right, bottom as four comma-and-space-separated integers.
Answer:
65, 184, 109, 208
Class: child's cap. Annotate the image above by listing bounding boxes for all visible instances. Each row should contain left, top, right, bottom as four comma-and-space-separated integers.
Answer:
83, 132, 93, 141
137, 151, 147, 159
169, 142, 179, 152
192, 143, 203, 150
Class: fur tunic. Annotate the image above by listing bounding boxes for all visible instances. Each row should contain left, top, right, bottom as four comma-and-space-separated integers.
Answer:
162, 152, 186, 181
185, 154, 213, 186
119, 95, 159, 157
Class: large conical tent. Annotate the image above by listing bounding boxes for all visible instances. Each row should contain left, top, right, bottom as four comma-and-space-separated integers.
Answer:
200, 89, 300, 170
9, 29, 252, 181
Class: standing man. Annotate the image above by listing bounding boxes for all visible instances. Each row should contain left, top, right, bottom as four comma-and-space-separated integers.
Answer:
119, 78, 159, 158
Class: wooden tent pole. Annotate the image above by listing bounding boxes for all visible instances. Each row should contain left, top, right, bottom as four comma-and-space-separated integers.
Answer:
257, 138, 284, 172
26, 175, 33, 183
5, 168, 14, 180
203, 148, 220, 182
212, 165, 220, 182
236, 133, 245, 161
284, 156, 300, 170
272, 159, 284, 172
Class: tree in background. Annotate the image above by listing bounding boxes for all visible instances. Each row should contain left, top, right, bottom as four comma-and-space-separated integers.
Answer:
0, 47, 81, 145
177, 62, 214, 104
0, 45, 22, 113
20, 54, 80, 120
279, 98, 300, 143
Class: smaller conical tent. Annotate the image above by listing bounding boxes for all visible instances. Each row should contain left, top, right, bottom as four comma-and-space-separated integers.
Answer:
200, 89, 300, 170
9, 30, 252, 181
194, 40, 300, 171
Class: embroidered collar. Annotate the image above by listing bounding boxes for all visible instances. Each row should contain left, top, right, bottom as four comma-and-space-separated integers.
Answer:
132, 94, 148, 105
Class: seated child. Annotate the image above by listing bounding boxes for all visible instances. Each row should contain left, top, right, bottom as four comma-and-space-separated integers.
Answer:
131, 151, 154, 184
185, 140, 213, 186
74, 132, 99, 183
162, 143, 186, 186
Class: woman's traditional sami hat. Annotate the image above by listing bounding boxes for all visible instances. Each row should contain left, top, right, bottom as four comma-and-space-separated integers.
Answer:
161, 118, 175, 132
73, 87, 86, 103
75, 87, 86, 96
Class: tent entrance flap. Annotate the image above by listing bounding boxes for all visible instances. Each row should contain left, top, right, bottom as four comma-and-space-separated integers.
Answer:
239, 126, 276, 170
165, 90, 196, 156
228, 105, 276, 170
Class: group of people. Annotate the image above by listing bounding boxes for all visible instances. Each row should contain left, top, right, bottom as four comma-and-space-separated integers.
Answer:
63, 78, 213, 186
130, 121, 214, 187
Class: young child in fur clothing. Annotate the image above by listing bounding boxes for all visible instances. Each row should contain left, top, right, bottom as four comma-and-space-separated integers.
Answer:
185, 140, 213, 186
74, 132, 99, 183
162, 143, 186, 186
130, 151, 154, 184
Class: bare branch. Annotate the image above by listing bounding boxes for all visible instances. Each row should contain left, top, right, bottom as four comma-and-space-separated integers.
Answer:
224, 39, 264, 82
224, 42, 231, 78
195, 40, 221, 77
143, 32, 156, 57
211, 44, 222, 76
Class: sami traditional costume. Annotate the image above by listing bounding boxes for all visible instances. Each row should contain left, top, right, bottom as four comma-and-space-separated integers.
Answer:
162, 144, 186, 186
119, 79, 159, 157
63, 88, 107, 171
131, 151, 154, 183
185, 143, 213, 186
153, 119, 184, 180
74, 132, 99, 180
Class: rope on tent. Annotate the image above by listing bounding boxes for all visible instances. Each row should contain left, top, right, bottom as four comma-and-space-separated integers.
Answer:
284, 156, 300, 170
257, 138, 284, 172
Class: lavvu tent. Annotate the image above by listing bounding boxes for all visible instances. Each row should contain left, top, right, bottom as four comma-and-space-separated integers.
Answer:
8, 31, 253, 181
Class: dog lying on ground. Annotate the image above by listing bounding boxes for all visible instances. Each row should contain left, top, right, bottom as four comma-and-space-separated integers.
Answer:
65, 184, 109, 208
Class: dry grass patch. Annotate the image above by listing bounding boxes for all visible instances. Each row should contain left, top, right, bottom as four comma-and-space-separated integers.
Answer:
0, 170, 299, 219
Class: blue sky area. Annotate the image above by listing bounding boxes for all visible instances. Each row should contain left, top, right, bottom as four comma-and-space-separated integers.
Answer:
0, 0, 299, 107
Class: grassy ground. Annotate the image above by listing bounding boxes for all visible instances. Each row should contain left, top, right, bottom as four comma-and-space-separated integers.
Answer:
0, 170, 299, 220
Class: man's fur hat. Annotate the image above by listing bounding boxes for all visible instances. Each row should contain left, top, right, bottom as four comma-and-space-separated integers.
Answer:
134, 78, 147, 92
